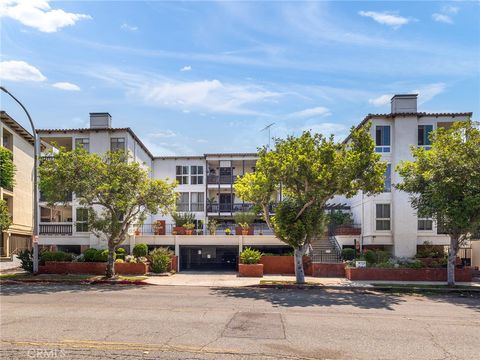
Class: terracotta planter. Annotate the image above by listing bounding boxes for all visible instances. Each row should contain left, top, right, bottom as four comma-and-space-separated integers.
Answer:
134, 229, 141, 236
235, 226, 254, 235
238, 263, 264, 277
185, 229, 193, 235
173, 226, 186, 235
335, 226, 361, 236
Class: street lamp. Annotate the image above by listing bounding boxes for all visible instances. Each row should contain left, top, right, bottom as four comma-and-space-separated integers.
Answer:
1, 86, 40, 273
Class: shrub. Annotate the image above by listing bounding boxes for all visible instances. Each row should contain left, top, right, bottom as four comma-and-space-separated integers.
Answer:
207, 219, 218, 235
132, 243, 148, 258
183, 223, 195, 230
364, 250, 376, 265
115, 259, 124, 263
116, 247, 126, 260
93, 249, 113, 262
240, 247, 262, 264
172, 212, 195, 227
234, 211, 256, 228
83, 248, 98, 262
41, 251, 73, 264
18, 249, 33, 273
125, 255, 137, 263
150, 248, 172, 273
375, 250, 390, 264
342, 248, 355, 261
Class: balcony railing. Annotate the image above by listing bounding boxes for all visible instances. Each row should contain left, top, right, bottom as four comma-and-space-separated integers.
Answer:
40, 222, 73, 235
207, 175, 241, 185
328, 223, 362, 237
207, 203, 255, 213
132, 222, 274, 236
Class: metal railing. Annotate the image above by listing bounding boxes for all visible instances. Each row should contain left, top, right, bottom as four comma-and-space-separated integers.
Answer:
132, 222, 274, 236
207, 203, 255, 213
207, 175, 240, 185
39, 223, 73, 235
310, 250, 342, 263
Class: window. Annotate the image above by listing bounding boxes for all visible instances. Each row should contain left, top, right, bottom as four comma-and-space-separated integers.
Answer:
418, 218, 433, 231
190, 192, 204, 211
418, 125, 433, 149
375, 126, 391, 152
110, 137, 125, 152
176, 192, 189, 212
384, 164, 391, 192
75, 138, 90, 152
76, 208, 89, 232
176, 166, 189, 185
376, 204, 391, 231
191, 166, 204, 185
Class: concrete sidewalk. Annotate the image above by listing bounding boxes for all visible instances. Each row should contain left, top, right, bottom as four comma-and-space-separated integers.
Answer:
144, 272, 358, 287
144, 272, 480, 288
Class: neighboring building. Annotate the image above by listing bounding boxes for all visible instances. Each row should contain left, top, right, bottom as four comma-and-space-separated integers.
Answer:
0, 111, 34, 257
34, 96, 475, 270
334, 94, 473, 258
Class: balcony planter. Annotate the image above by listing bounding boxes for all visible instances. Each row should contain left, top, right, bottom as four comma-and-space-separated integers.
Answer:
185, 229, 193, 235
335, 226, 361, 236
153, 220, 166, 235
134, 228, 141, 236
238, 263, 264, 277
173, 226, 186, 235
235, 226, 254, 235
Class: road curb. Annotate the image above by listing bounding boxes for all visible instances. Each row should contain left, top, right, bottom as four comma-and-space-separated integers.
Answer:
251, 284, 480, 293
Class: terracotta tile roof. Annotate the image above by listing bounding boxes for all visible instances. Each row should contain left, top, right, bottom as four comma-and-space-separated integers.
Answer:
36, 127, 154, 159
343, 111, 473, 143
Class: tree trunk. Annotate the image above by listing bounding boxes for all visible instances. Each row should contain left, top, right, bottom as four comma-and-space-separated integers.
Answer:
447, 235, 458, 286
105, 246, 116, 279
294, 243, 309, 284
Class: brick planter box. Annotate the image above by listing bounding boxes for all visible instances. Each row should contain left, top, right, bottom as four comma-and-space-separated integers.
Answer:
335, 226, 361, 236
39, 261, 149, 275
345, 267, 472, 282
311, 263, 346, 277
259, 256, 312, 276
235, 226, 254, 235
238, 263, 264, 277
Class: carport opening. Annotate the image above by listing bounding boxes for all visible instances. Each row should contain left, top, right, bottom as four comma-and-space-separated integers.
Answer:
180, 246, 238, 271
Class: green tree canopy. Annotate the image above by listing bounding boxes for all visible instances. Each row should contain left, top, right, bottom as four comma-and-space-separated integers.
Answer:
397, 120, 480, 285
235, 123, 386, 283
0, 147, 15, 190
0, 199, 12, 233
40, 148, 177, 277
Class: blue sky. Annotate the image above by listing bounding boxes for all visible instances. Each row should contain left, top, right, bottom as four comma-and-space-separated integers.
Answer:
1, 1, 479, 156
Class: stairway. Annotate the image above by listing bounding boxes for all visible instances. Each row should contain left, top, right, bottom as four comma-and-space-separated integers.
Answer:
310, 236, 342, 263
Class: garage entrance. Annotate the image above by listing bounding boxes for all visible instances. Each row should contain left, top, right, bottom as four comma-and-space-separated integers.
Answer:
180, 246, 238, 271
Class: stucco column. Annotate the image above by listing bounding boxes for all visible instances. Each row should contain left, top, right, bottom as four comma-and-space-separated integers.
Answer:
238, 235, 243, 254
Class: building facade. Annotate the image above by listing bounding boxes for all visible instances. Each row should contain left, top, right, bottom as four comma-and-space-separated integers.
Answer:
0, 111, 34, 257
33, 96, 476, 270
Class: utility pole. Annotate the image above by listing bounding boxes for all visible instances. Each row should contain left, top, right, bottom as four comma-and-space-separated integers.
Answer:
1, 87, 40, 273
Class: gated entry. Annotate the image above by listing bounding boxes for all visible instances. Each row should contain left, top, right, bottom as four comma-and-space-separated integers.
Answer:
179, 246, 238, 271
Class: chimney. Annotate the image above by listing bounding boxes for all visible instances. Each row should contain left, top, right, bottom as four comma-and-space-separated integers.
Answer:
89, 112, 112, 128
391, 94, 418, 114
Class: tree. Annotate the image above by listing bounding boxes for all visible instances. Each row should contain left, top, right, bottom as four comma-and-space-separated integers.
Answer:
40, 148, 177, 278
396, 120, 480, 286
0, 147, 15, 190
235, 124, 386, 283
0, 199, 12, 235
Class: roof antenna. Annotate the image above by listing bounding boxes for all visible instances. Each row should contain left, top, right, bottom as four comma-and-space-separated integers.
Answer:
260, 122, 275, 150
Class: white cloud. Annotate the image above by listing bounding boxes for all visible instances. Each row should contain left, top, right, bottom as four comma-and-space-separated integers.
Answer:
52, 82, 80, 91
149, 130, 177, 138
442, 5, 459, 15
0, 0, 91, 33
300, 122, 349, 141
180, 65, 192, 72
137, 79, 281, 115
368, 94, 392, 107
413, 83, 446, 104
121, 23, 138, 31
0, 60, 46, 81
358, 11, 411, 28
288, 106, 331, 118
432, 13, 453, 24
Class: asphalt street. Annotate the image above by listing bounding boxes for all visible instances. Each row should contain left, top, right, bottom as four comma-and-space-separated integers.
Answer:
1, 284, 479, 359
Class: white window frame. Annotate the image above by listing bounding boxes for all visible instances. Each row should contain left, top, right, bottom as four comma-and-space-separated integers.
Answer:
375, 125, 391, 153
418, 218, 433, 231
190, 165, 204, 185
375, 203, 391, 231
176, 192, 189, 212
75, 138, 90, 152
176, 166, 189, 185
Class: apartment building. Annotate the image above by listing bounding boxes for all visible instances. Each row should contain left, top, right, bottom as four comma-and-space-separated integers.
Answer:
0, 111, 34, 257
333, 94, 473, 259
34, 96, 477, 270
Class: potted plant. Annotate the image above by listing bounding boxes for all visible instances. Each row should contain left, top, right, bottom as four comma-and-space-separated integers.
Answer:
207, 219, 218, 235
153, 220, 165, 235
172, 212, 195, 235
225, 227, 231, 236
183, 222, 195, 235
234, 211, 256, 235
134, 227, 141, 236
239, 247, 263, 277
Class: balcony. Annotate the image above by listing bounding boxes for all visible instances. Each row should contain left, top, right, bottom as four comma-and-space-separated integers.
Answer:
40, 222, 73, 235
207, 203, 255, 213
40, 192, 72, 202
207, 175, 240, 185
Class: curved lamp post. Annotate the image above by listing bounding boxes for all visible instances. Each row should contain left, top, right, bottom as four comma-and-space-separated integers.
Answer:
1, 86, 40, 272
